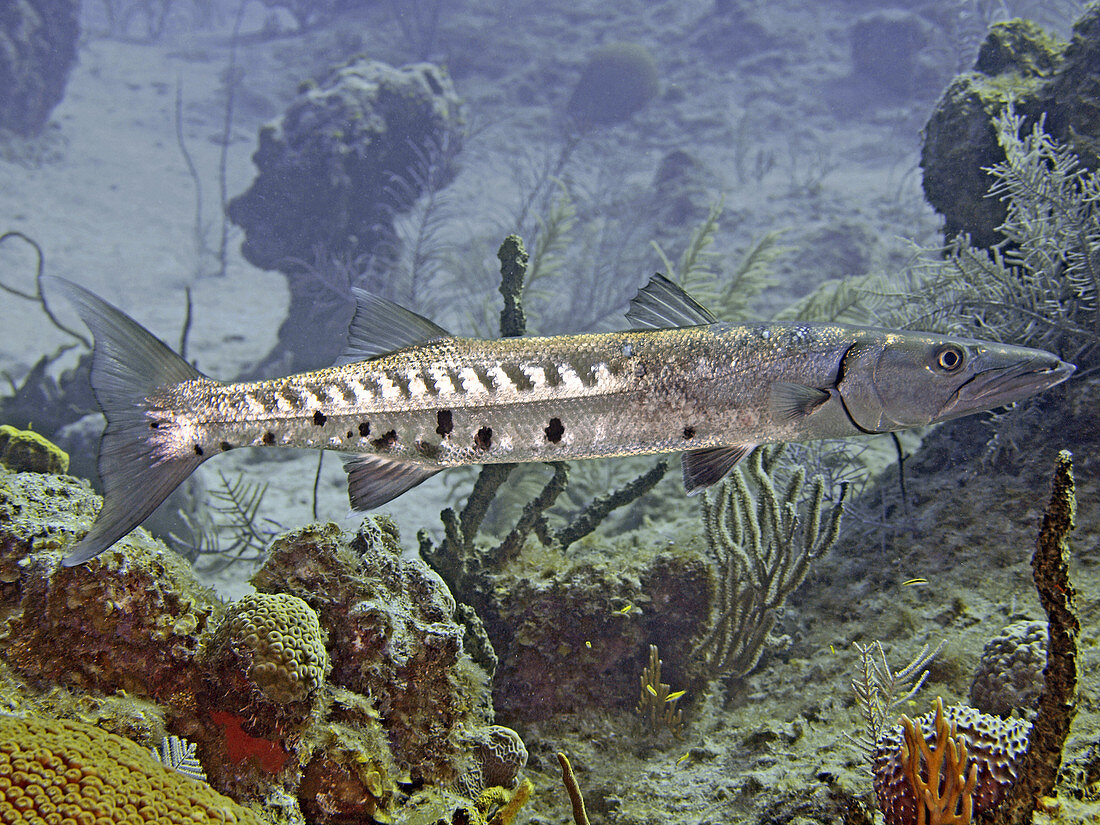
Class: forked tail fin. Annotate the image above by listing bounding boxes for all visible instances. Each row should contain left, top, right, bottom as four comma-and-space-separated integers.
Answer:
45, 278, 208, 566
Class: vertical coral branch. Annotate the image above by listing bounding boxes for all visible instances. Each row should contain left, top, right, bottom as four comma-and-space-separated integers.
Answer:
994, 449, 1079, 825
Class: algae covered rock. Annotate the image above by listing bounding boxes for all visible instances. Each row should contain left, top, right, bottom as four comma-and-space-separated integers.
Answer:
0, 425, 69, 474
252, 518, 494, 785
920, 6, 1100, 246
456, 544, 713, 722
0, 469, 216, 701
920, 19, 1063, 247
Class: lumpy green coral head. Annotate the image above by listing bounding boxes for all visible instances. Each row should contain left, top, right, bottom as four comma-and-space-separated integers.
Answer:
567, 42, 659, 126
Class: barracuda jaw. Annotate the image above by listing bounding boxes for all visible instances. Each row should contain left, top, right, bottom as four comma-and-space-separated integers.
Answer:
937, 357, 1076, 421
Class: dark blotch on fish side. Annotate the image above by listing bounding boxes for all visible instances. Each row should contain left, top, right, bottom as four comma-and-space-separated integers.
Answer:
372, 429, 398, 449
359, 421, 370, 437
313, 410, 327, 426
474, 426, 493, 450
262, 431, 276, 445
416, 440, 440, 460
545, 417, 564, 443
149, 421, 159, 429
193, 444, 204, 456
220, 441, 232, 452
346, 430, 355, 439
683, 426, 696, 440
436, 409, 453, 436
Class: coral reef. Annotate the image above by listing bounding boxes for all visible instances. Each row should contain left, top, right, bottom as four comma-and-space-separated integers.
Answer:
228, 56, 464, 372
1, 467, 528, 822
969, 620, 1047, 718
920, 6, 1100, 246
0, 0, 79, 136
0, 714, 263, 824
566, 42, 659, 127
874, 701, 1029, 825
0, 424, 68, 474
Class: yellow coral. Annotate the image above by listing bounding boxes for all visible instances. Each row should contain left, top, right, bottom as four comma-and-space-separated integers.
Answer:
0, 714, 264, 823
900, 698, 979, 825
216, 593, 329, 704
0, 425, 68, 474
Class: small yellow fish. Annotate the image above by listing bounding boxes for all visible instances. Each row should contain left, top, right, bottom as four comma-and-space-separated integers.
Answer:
614, 604, 636, 615
665, 690, 686, 703
902, 577, 929, 587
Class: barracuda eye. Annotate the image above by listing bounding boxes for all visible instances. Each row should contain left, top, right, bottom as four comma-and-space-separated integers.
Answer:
933, 344, 965, 372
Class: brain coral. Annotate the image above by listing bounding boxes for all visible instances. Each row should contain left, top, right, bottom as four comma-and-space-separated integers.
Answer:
873, 703, 1030, 825
208, 593, 329, 705
0, 714, 264, 824
458, 725, 528, 794
970, 620, 1047, 717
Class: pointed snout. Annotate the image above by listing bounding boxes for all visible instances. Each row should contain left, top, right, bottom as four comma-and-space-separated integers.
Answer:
938, 353, 1075, 420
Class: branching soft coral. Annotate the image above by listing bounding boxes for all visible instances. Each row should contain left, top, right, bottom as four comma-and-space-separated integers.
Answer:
900, 698, 978, 825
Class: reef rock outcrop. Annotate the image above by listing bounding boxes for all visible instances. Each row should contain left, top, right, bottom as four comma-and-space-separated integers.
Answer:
252, 519, 496, 786
228, 57, 463, 372
921, 8, 1100, 246
0, 0, 79, 135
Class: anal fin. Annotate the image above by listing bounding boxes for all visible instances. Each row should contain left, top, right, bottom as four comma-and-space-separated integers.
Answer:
682, 444, 756, 494
342, 454, 440, 510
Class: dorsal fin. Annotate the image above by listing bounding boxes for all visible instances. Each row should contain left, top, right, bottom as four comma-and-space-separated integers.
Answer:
335, 289, 451, 366
625, 274, 718, 330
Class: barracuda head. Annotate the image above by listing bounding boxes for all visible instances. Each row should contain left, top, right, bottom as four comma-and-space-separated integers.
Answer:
835, 332, 1075, 433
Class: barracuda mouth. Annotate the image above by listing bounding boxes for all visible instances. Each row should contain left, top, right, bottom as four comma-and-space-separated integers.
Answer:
938, 356, 1076, 420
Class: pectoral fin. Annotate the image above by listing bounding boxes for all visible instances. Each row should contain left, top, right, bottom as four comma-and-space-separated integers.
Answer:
681, 445, 756, 494
342, 454, 440, 510
770, 382, 831, 421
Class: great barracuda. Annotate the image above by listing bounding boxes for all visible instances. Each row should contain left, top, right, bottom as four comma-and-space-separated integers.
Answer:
47, 275, 1073, 567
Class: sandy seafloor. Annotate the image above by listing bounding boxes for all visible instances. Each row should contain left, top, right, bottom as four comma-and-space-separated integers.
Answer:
2, 0, 1099, 823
